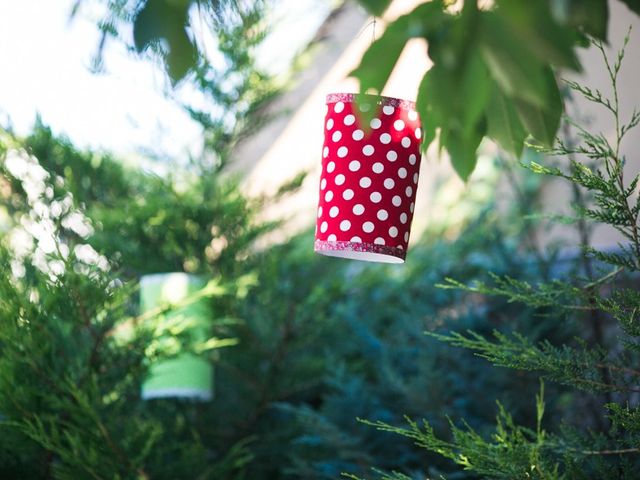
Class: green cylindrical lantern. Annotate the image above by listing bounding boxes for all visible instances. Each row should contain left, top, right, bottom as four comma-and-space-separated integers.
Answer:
140, 273, 213, 401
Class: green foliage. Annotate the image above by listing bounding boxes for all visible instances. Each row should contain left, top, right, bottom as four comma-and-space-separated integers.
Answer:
3, 4, 640, 478
83, 0, 277, 165
133, 0, 197, 83
357, 0, 393, 17
1, 121, 573, 478
362, 383, 560, 479
351, 0, 640, 179
432, 330, 640, 394
2, 122, 271, 278
558, 0, 609, 41
356, 28, 640, 480
0, 122, 270, 478
0, 244, 253, 479
216, 216, 569, 479
91, 0, 640, 179
91, 0, 266, 84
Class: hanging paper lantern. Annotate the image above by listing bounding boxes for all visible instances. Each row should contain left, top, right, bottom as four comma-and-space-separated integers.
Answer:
140, 273, 213, 401
315, 93, 422, 263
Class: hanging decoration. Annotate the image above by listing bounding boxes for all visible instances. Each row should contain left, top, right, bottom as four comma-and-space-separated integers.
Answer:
140, 273, 213, 401
315, 93, 422, 263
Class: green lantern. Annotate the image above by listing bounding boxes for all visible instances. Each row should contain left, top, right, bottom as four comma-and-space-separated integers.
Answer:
140, 273, 213, 400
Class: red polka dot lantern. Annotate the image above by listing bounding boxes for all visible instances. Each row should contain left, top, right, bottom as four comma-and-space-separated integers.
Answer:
314, 93, 422, 263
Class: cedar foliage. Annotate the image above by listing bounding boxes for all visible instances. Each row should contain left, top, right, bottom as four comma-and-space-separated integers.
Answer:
0, 125, 266, 479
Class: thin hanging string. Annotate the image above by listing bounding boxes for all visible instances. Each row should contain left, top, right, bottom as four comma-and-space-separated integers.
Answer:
371, 18, 376, 44
357, 18, 378, 45
354, 18, 378, 96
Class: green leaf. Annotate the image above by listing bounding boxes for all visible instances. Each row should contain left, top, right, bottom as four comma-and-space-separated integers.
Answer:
440, 112, 486, 182
133, 0, 196, 84
415, 70, 439, 153
458, 52, 491, 136
414, 3, 490, 179
357, 0, 393, 17
485, 86, 527, 157
416, 47, 490, 147
495, 1, 582, 70
416, 64, 459, 155
479, 12, 551, 107
550, 0, 609, 41
133, 0, 169, 53
444, 122, 485, 182
513, 68, 563, 147
165, 28, 198, 84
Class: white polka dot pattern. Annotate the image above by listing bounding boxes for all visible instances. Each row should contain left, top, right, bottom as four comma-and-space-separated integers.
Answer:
315, 93, 422, 262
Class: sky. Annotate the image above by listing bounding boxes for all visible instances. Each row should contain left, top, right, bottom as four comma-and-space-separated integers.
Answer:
0, 0, 331, 162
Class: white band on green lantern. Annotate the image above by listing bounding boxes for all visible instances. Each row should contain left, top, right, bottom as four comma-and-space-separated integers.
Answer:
140, 273, 213, 401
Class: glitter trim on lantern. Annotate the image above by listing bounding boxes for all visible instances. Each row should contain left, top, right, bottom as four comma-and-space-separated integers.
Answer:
314, 240, 406, 264
326, 93, 416, 111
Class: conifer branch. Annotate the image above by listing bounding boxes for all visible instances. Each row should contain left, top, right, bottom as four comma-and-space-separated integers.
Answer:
580, 447, 640, 456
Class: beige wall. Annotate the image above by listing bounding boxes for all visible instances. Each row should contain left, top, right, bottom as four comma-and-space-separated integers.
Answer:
543, 0, 640, 249
230, 0, 640, 250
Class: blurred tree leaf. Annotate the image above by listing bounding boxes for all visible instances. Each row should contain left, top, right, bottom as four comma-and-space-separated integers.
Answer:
413, 3, 489, 178
133, 0, 196, 84
415, 68, 440, 153
552, 0, 609, 41
479, 12, 550, 107
513, 68, 563, 147
415, 53, 490, 179
495, 0, 582, 70
457, 51, 491, 136
485, 86, 527, 157
90, 0, 276, 168
348, 0, 632, 180
358, 0, 393, 17
348, 20, 406, 96
443, 120, 485, 182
